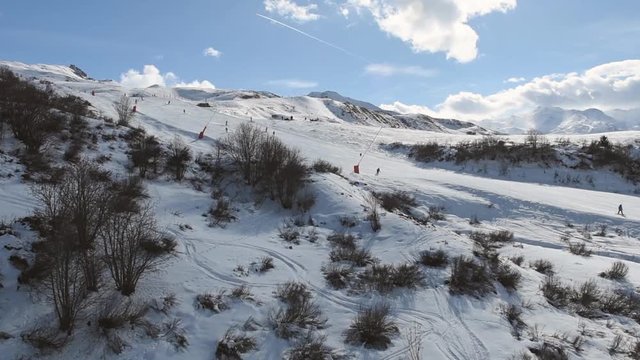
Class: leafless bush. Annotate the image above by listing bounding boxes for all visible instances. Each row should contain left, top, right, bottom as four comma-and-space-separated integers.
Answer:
327, 232, 357, 250
208, 197, 237, 227
365, 194, 381, 232
312, 159, 341, 174
501, 304, 526, 340
270, 282, 326, 339
129, 134, 162, 178
162, 318, 189, 350
196, 290, 229, 313
510, 255, 525, 266
568, 242, 592, 257
416, 249, 448, 268
229, 285, 257, 303
150, 293, 179, 315
375, 191, 416, 213
448, 256, 493, 297
528, 342, 568, 360
286, 332, 347, 360
215, 327, 257, 359
339, 215, 358, 228
165, 137, 192, 181
357, 263, 424, 293
21, 325, 68, 352
279, 223, 301, 244
100, 205, 167, 296
427, 206, 446, 221
404, 323, 422, 360
541, 276, 572, 308
114, 94, 134, 126
531, 259, 554, 275
296, 190, 316, 213
344, 302, 398, 350
495, 264, 522, 291
571, 279, 601, 316
256, 256, 275, 273
322, 264, 354, 289
97, 295, 147, 330
609, 334, 625, 354
329, 246, 375, 267
600, 261, 629, 280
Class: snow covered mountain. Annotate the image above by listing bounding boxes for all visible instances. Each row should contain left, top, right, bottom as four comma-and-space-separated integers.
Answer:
307, 90, 381, 111
2, 61, 640, 360
479, 106, 636, 135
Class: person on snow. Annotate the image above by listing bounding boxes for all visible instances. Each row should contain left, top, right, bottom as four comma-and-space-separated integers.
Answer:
618, 204, 624, 216
376, 168, 380, 176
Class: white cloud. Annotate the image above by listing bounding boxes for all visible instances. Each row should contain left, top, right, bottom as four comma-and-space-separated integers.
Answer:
381, 60, 640, 120
264, 0, 320, 22
344, 0, 516, 62
267, 79, 318, 88
120, 65, 176, 88
505, 77, 526, 83
365, 63, 437, 77
120, 65, 215, 89
175, 80, 216, 89
203, 47, 222, 58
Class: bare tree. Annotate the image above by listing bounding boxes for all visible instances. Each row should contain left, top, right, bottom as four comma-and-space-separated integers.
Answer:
165, 137, 192, 181
223, 123, 264, 183
99, 205, 165, 296
130, 134, 162, 178
365, 193, 381, 232
48, 225, 87, 333
525, 129, 540, 149
114, 94, 134, 126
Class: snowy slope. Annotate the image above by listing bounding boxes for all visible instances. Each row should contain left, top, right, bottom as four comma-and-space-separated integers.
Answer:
2, 61, 640, 360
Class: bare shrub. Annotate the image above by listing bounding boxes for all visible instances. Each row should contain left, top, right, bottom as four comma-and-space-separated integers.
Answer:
100, 205, 166, 296
365, 194, 381, 232
296, 190, 316, 213
165, 137, 192, 181
375, 191, 416, 213
114, 94, 134, 126
208, 197, 237, 227
344, 302, 399, 350
404, 323, 422, 360
531, 259, 554, 275
339, 215, 358, 228
329, 246, 375, 267
571, 279, 601, 315
322, 264, 354, 289
196, 290, 229, 313
256, 256, 275, 273
501, 304, 526, 339
427, 206, 446, 221
357, 263, 424, 293
568, 242, 593, 257
312, 159, 341, 174
286, 332, 346, 360
270, 282, 326, 339
229, 285, 256, 303
21, 325, 68, 352
510, 255, 525, 266
609, 334, 625, 354
600, 261, 629, 280
495, 264, 522, 291
327, 232, 357, 250
215, 327, 256, 359
150, 293, 179, 315
162, 318, 189, 350
129, 134, 162, 178
528, 342, 568, 360
541, 276, 572, 308
97, 295, 147, 330
279, 224, 300, 244
448, 256, 493, 297
410, 142, 442, 162
416, 249, 448, 268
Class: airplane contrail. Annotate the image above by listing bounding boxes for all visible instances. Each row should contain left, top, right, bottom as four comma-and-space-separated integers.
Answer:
256, 13, 369, 63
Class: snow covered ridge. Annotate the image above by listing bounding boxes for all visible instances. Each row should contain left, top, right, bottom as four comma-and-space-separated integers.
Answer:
2, 61, 640, 359
382, 133, 640, 193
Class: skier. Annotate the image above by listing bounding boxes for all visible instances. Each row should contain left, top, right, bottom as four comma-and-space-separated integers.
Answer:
91, 90, 95, 96
183, 109, 185, 114
376, 168, 380, 176
225, 120, 228, 126
618, 204, 624, 216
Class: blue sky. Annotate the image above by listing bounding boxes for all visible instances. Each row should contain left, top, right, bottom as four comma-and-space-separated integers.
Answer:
1, 0, 639, 120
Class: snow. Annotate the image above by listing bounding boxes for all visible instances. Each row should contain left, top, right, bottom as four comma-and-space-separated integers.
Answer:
1, 61, 640, 359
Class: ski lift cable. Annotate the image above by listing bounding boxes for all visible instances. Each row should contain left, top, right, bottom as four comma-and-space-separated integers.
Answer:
358, 126, 383, 166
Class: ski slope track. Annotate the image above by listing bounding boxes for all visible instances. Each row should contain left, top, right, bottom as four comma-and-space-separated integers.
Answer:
1, 61, 640, 359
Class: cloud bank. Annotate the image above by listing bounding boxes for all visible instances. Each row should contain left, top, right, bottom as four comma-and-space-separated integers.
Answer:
120, 65, 215, 89
381, 60, 640, 120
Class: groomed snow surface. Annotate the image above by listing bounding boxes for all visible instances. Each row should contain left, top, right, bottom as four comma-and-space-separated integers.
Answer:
1, 61, 640, 359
